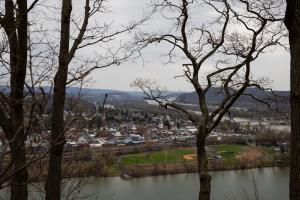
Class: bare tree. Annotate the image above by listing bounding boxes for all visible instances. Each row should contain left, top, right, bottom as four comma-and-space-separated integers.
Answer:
133, 0, 285, 199
0, 0, 145, 199
44, 1, 148, 199
0, 1, 39, 200
284, 0, 300, 199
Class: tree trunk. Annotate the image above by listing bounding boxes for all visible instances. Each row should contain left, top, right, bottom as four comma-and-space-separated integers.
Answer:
5, 0, 29, 199
196, 128, 211, 200
10, 139, 28, 200
289, 38, 300, 200
45, 0, 72, 199
284, 1, 300, 199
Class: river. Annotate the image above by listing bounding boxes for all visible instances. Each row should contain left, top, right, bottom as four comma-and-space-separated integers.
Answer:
0, 167, 289, 200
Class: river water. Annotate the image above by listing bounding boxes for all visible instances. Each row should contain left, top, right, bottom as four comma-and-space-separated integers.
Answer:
0, 167, 289, 200
78, 167, 289, 200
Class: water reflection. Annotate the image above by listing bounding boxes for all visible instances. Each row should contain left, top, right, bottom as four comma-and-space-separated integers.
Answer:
0, 167, 289, 200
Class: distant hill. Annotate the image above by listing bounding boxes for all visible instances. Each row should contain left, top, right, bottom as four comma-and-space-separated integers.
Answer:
176, 88, 289, 109
0, 85, 289, 110
0, 86, 147, 103
61, 87, 184, 103
63, 87, 146, 103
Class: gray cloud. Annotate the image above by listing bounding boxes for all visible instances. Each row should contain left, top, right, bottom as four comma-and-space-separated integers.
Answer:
87, 0, 289, 91
34, 0, 289, 92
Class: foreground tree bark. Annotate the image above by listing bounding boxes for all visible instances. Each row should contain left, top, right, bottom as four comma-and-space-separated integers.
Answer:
197, 128, 211, 199
45, 0, 72, 199
0, 1, 29, 200
284, 1, 300, 199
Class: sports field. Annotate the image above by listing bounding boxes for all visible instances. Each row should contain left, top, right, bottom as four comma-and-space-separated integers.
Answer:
121, 144, 271, 166
121, 148, 195, 165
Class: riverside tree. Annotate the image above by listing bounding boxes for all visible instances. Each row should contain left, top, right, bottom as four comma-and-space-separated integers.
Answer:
284, 0, 300, 199
133, 0, 285, 199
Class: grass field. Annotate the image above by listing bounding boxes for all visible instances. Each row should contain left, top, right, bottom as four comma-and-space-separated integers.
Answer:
121, 144, 271, 167
211, 144, 244, 165
121, 148, 195, 165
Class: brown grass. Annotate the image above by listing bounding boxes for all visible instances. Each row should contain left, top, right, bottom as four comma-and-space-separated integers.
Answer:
235, 148, 264, 162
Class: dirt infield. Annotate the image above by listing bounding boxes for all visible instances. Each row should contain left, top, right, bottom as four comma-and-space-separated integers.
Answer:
235, 148, 263, 161
183, 154, 197, 160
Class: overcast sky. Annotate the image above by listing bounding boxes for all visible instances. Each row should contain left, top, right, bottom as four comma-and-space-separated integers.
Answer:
76, 0, 290, 92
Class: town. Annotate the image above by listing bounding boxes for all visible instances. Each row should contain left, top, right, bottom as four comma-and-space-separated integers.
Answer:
6, 99, 289, 154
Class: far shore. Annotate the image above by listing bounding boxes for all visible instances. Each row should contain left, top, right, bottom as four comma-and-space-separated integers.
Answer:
17, 144, 289, 183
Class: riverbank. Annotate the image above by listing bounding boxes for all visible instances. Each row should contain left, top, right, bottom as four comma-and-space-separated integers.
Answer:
4, 144, 288, 183
121, 158, 284, 178
119, 145, 289, 178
